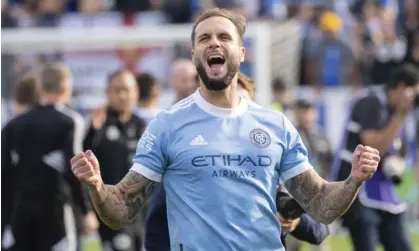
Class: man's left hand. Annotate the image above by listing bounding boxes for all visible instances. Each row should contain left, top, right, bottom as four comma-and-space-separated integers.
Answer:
277, 213, 301, 233
351, 145, 380, 184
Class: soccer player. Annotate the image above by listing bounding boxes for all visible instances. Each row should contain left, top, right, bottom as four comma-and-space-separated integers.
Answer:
3, 63, 98, 251
143, 72, 256, 251
71, 8, 380, 251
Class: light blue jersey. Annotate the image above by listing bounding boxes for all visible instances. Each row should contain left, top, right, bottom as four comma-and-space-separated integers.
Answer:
131, 89, 311, 251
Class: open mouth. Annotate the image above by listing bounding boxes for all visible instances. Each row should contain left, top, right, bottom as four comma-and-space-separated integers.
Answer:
207, 55, 226, 68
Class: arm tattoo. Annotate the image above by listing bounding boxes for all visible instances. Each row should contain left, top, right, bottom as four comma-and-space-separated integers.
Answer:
284, 168, 361, 224
90, 171, 157, 230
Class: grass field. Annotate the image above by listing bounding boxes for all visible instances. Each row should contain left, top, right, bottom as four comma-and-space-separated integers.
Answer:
82, 230, 419, 251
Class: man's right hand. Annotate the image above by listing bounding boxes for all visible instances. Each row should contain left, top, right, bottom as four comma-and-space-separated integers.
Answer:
71, 150, 102, 189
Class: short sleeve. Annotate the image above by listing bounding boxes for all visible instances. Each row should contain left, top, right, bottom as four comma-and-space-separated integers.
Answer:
130, 114, 168, 182
278, 116, 311, 183
353, 97, 382, 130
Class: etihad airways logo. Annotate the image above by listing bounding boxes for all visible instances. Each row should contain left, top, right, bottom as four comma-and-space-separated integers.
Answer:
191, 154, 272, 167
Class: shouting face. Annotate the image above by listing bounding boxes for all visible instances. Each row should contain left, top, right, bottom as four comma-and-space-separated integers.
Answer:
192, 16, 245, 91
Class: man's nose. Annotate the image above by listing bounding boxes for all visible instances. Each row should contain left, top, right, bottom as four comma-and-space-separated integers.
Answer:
208, 36, 221, 49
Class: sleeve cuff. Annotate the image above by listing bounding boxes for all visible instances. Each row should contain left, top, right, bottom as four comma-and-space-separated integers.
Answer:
279, 161, 312, 184
130, 163, 162, 182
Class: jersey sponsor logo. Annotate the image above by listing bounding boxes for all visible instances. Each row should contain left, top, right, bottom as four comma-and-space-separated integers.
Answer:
138, 130, 156, 151
191, 155, 272, 167
249, 129, 271, 148
212, 169, 256, 178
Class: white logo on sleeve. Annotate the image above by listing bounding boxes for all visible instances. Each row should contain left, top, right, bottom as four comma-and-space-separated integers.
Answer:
138, 131, 157, 151
190, 135, 208, 146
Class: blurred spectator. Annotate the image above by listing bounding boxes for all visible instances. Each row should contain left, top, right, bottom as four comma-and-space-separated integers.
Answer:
271, 77, 293, 113
2, 0, 18, 28
1, 0, 19, 102
402, 0, 419, 67
305, 11, 358, 89
135, 72, 161, 124
77, 0, 108, 14
168, 59, 198, 103
162, 0, 194, 23
285, 99, 333, 251
83, 70, 146, 251
366, 8, 408, 85
37, 0, 65, 27
115, 0, 163, 13
1, 75, 41, 245
295, 100, 332, 179
12, 75, 41, 116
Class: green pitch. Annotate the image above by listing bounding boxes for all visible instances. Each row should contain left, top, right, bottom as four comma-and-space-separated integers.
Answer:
82, 231, 419, 251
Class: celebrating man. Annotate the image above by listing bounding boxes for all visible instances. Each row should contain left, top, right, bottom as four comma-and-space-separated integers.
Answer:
71, 8, 380, 251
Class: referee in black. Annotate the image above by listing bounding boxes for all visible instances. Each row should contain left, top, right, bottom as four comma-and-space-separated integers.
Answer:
2, 63, 98, 251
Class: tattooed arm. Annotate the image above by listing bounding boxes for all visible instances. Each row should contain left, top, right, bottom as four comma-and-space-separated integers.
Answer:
89, 171, 157, 230
284, 168, 361, 224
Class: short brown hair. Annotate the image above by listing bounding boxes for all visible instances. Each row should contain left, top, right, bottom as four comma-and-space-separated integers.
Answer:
191, 8, 247, 46
238, 72, 255, 100
40, 63, 72, 94
14, 75, 41, 105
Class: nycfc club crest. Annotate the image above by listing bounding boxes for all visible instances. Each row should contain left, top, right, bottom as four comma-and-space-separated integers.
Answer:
249, 129, 271, 148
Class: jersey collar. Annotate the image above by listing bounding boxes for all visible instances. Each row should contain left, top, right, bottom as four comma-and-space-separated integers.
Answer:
192, 89, 248, 118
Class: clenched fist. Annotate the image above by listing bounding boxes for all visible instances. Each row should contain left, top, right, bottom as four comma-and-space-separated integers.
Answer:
351, 145, 380, 184
71, 150, 102, 188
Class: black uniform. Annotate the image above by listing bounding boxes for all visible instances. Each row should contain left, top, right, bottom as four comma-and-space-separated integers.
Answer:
334, 90, 412, 251
1, 104, 91, 251
84, 109, 146, 251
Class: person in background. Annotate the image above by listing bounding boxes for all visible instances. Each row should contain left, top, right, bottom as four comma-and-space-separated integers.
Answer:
277, 184, 330, 251
168, 58, 198, 103
285, 99, 333, 251
270, 77, 295, 122
83, 70, 146, 251
135, 72, 161, 124
332, 64, 418, 251
305, 11, 358, 89
271, 77, 291, 112
2, 63, 98, 251
403, 0, 418, 67
295, 100, 333, 179
367, 8, 408, 85
11, 75, 41, 116
1, 75, 41, 250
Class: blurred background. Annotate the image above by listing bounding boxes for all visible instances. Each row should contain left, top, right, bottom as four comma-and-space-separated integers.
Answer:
1, 0, 419, 250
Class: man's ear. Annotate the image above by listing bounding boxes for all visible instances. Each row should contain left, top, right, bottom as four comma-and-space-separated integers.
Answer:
191, 50, 196, 65
240, 47, 245, 63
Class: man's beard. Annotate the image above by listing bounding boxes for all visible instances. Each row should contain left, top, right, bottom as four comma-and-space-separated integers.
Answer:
195, 57, 239, 91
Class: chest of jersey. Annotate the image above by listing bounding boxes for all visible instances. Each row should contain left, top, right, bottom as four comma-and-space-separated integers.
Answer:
166, 117, 283, 182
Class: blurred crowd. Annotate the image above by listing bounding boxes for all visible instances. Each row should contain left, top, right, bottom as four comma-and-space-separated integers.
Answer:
1, 1, 418, 101
2, 0, 419, 88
